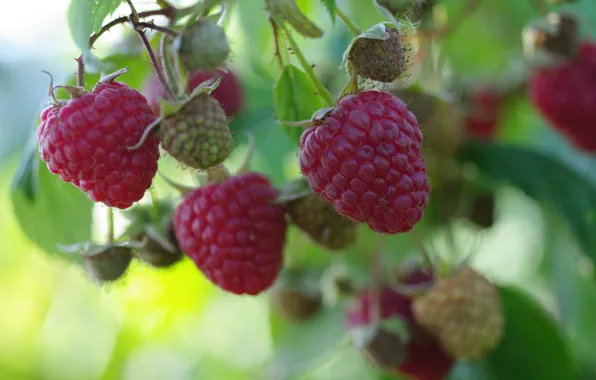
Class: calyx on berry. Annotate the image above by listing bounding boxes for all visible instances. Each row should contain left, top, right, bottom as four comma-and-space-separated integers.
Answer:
344, 22, 410, 83
59, 240, 144, 284
523, 12, 580, 65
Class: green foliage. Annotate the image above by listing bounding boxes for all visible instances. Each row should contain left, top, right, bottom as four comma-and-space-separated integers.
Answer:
460, 141, 596, 269
267, 306, 347, 380
6, 0, 596, 379
274, 65, 324, 145
11, 133, 92, 260
320, 0, 337, 23
66, 0, 124, 70
484, 286, 577, 380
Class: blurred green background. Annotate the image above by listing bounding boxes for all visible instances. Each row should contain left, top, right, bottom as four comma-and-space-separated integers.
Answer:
2, 0, 596, 379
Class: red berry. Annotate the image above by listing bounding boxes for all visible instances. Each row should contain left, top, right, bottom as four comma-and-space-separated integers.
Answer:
529, 42, 596, 152
172, 172, 287, 295
38, 81, 159, 209
299, 91, 429, 234
144, 69, 243, 117
187, 69, 244, 117
346, 287, 454, 380
465, 89, 501, 140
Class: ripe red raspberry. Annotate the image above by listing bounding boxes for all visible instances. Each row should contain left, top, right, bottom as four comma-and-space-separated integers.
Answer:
38, 81, 160, 209
172, 172, 287, 295
465, 89, 501, 140
299, 91, 429, 234
529, 42, 596, 152
144, 69, 243, 117
187, 69, 244, 117
346, 286, 454, 380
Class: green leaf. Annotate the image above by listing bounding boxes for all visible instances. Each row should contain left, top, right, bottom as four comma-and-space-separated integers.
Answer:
268, 0, 324, 38
320, 0, 337, 23
484, 286, 577, 380
274, 65, 324, 146
10, 133, 39, 203
66, 0, 125, 70
459, 141, 596, 267
10, 132, 93, 262
266, 306, 348, 380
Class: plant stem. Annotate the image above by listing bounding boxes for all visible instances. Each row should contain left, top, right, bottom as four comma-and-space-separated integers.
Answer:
149, 186, 161, 220
136, 29, 177, 100
277, 21, 334, 106
160, 33, 183, 100
136, 22, 179, 36
76, 4, 195, 89
336, 6, 361, 35
270, 18, 285, 68
75, 56, 85, 88
107, 207, 115, 243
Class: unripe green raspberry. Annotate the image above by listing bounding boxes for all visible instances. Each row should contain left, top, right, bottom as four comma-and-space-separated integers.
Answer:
348, 26, 408, 83
83, 246, 133, 283
158, 93, 233, 170
133, 220, 183, 268
286, 192, 357, 251
412, 266, 504, 360
177, 18, 230, 72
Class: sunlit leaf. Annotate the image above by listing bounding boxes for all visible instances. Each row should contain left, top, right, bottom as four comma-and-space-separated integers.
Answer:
66, 0, 125, 70
11, 133, 92, 261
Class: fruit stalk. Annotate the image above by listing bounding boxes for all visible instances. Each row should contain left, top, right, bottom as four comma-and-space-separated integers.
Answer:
107, 207, 115, 243
276, 20, 334, 106
76, 3, 196, 94
336, 6, 362, 35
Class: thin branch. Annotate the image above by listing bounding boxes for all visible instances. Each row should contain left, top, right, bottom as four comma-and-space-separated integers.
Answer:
135, 22, 179, 36
277, 20, 334, 106
336, 6, 361, 35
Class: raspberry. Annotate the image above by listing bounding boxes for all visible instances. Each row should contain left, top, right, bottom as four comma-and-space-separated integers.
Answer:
346, 287, 454, 380
285, 191, 357, 250
299, 91, 429, 234
158, 93, 233, 170
176, 17, 230, 72
187, 69, 244, 117
465, 89, 501, 140
348, 26, 408, 83
38, 81, 160, 209
172, 172, 287, 295
144, 69, 244, 117
529, 42, 596, 152
412, 266, 504, 360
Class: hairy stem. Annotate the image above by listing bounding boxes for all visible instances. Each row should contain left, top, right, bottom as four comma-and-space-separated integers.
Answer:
277, 21, 334, 106
75, 56, 85, 88
136, 22, 179, 36
137, 29, 177, 100
107, 207, 115, 243
270, 18, 285, 68
336, 6, 361, 35
76, 5, 194, 88
160, 33, 183, 100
